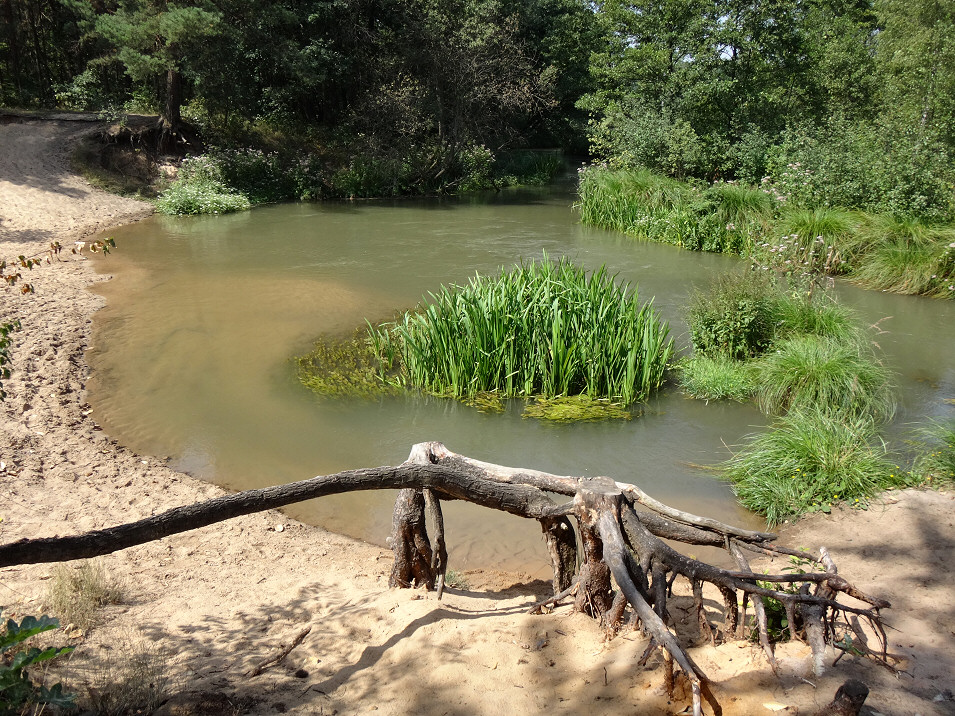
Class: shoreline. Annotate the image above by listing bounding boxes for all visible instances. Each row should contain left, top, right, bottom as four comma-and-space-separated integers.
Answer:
1, 118, 954, 715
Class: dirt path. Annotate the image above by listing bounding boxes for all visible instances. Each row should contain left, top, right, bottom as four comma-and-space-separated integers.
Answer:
1, 117, 953, 716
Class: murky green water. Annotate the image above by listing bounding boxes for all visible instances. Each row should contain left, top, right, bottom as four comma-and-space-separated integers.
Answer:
86, 186, 955, 575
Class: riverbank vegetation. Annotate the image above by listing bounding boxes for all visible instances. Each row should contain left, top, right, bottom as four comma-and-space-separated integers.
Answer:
298, 257, 672, 419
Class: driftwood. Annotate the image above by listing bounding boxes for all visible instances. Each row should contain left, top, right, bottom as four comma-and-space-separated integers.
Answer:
0, 442, 892, 716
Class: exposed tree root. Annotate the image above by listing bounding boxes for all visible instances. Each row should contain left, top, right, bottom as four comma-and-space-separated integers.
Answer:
0, 441, 893, 715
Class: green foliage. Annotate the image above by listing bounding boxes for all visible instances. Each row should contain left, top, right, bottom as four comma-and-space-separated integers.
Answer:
155, 170, 251, 215
765, 119, 955, 221
723, 409, 903, 526
370, 257, 673, 405
0, 321, 21, 402
753, 335, 896, 422
1, 611, 75, 714
911, 417, 955, 485
686, 272, 778, 360
675, 355, 756, 403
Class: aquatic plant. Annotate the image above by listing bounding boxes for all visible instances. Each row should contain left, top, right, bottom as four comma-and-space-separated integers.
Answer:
753, 335, 895, 422
723, 408, 903, 526
371, 257, 673, 405
675, 355, 756, 403
521, 395, 633, 422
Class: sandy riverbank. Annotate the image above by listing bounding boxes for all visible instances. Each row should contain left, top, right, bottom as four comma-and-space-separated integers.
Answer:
1, 117, 953, 715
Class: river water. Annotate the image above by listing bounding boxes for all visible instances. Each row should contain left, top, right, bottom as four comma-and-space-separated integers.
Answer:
86, 185, 955, 576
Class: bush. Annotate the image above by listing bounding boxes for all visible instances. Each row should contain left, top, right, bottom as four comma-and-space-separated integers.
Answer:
752, 208, 859, 277
753, 335, 896, 422
686, 271, 778, 360
765, 118, 955, 221
723, 409, 904, 526
369, 257, 673, 405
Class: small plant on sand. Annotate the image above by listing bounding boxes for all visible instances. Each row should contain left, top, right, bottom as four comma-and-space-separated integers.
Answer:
443, 569, 471, 590
74, 635, 170, 716
723, 408, 905, 526
1, 611, 75, 714
45, 561, 125, 633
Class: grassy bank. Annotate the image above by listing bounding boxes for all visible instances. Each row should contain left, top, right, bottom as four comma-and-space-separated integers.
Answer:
156, 147, 567, 215
577, 166, 955, 300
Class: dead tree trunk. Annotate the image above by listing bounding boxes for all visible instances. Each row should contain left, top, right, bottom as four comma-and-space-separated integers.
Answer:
0, 441, 893, 716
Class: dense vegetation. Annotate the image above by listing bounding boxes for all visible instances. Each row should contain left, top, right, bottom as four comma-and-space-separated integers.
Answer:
298, 257, 673, 418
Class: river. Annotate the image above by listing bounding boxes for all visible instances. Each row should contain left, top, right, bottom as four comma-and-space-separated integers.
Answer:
86, 185, 955, 576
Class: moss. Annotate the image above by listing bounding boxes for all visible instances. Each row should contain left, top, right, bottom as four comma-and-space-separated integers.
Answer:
521, 395, 633, 423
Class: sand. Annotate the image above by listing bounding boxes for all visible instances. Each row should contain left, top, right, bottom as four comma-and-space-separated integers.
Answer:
1, 116, 953, 716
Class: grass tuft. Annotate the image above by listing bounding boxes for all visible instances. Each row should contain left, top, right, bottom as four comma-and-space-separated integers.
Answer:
45, 561, 124, 632
675, 355, 756, 402
911, 417, 955, 485
753, 335, 895, 422
723, 408, 904, 526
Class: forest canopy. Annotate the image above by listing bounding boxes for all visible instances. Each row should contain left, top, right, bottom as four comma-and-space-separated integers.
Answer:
1, 0, 953, 212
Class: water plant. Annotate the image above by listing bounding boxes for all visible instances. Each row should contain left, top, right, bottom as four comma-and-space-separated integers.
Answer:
723, 408, 903, 526
753, 335, 895, 422
371, 257, 673, 405
521, 395, 633, 422
675, 355, 756, 403
296, 330, 399, 400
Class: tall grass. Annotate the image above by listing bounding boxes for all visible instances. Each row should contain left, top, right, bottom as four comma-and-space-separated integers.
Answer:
849, 215, 955, 298
912, 417, 955, 485
675, 355, 756, 402
723, 408, 902, 526
753, 335, 895, 422
576, 167, 770, 254
372, 257, 673, 404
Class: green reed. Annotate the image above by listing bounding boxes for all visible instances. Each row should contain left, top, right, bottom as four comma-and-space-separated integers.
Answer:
371, 257, 673, 404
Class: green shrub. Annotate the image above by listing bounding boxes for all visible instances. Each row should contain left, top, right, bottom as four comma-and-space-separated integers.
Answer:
1, 612, 75, 713
370, 257, 673, 405
686, 271, 778, 360
675, 355, 756, 403
155, 177, 251, 215
770, 291, 860, 344
753, 335, 895, 422
723, 409, 903, 526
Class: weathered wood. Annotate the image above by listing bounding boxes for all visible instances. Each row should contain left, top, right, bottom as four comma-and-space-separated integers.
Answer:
0, 441, 894, 716
816, 679, 869, 716
389, 489, 434, 589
